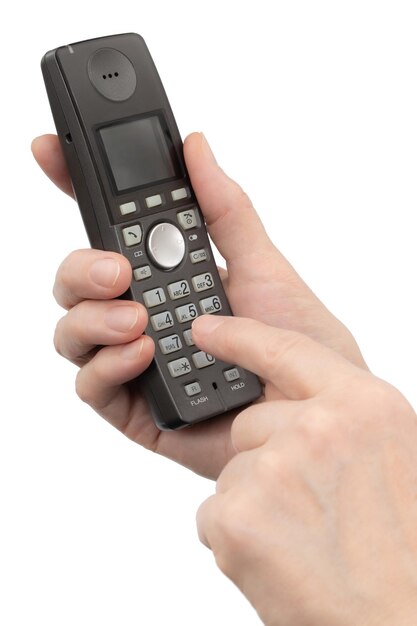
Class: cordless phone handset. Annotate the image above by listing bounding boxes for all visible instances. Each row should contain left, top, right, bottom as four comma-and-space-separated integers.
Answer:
42, 33, 262, 430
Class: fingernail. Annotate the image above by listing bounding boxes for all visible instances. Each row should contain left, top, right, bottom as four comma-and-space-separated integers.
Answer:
122, 338, 145, 360
89, 258, 120, 287
105, 306, 139, 332
192, 315, 225, 337
201, 133, 217, 165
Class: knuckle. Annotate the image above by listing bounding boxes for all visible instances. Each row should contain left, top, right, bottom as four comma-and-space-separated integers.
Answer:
296, 407, 340, 456
230, 405, 258, 450
215, 495, 253, 556
53, 317, 66, 358
53, 250, 85, 307
235, 186, 253, 211
366, 379, 413, 425
75, 370, 94, 406
56, 250, 80, 288
253, 448, 289, 485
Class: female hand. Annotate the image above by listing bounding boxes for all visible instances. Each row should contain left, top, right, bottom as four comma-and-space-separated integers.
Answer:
32, 132, 366, 479
195, 314, 417, 625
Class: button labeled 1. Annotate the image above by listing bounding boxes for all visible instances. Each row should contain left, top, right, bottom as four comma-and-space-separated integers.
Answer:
143, 287, 166, 308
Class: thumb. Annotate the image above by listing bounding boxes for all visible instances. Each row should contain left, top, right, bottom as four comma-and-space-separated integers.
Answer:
184, 132, 276, 264
192, 315, 353, 400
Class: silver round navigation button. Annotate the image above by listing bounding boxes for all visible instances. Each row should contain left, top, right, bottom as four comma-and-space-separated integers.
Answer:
147, 222, 185, 269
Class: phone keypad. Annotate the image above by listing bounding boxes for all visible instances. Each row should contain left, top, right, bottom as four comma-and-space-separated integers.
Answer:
119, 199, 229, 405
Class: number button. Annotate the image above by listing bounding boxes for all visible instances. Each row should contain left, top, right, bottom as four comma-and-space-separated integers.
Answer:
150, 311, 174, 332
199, 296, 222, 314
192, 272, 214, 293
167, 279, 190, 300
167, 357, 192, 378
143, 288, 166, 308
122, 224, 142, 246
192, 351, 215, 369
183, 328, 194, 346
175, 303, 198, 323
158, 334, 182, 355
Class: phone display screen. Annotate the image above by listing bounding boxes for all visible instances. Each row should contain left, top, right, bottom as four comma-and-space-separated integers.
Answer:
99, 115, 180, 192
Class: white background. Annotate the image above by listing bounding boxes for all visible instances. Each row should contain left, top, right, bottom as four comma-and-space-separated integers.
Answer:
1, 1, 416, 624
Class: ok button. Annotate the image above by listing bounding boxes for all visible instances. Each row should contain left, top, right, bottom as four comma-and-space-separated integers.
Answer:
147, 222, 185, 269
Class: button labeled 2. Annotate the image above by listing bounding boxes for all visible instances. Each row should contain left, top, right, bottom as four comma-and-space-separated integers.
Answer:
168, 279, 190, 300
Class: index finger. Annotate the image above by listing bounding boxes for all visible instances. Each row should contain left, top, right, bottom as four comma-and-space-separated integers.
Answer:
54, 249, 132, 309
192, 315, 354, 400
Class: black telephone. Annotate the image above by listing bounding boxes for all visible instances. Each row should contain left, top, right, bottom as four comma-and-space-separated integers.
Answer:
41, 33, 262, 430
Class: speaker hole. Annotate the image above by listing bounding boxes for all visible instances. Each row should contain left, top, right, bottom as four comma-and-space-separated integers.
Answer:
115, 72, 119, 77
108, 73, 112, 78
102, 74, 106, 79
212, 382, 218, 390
65, 133, 72, 144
